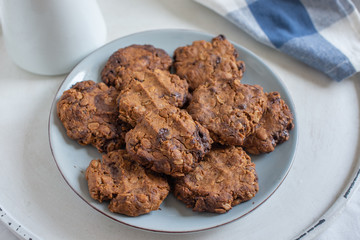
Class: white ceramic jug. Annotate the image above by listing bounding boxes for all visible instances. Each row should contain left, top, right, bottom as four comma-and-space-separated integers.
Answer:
0, 0, 107, 75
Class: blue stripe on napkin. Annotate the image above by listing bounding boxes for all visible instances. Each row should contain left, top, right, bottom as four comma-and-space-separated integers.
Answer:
195, 0, 360, 81
246, 0, 356, 81
248, 0, 316, 48
301, 0, 355, 30
280, 34, 356, 81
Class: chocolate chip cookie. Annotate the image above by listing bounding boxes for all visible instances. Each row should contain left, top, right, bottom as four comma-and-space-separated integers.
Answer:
187, 78, 267, 146
173, 146, 258, 213
125, 107, 213, 177
57, 80, 131, 153
243, 92, 294, 154
86, 150, 170, 216
101, 44, 173, 90
117, 69, 189, 126
173, 34, 245, 91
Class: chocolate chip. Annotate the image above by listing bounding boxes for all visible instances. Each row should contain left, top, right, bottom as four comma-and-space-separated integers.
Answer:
238, 104, 246, 110
217, 34, 226, 40
209, 87, 217, 93
216, 57, 221, 64
238, 62, 245, 71
171, 92, 181, 98
157, 128, 170, 142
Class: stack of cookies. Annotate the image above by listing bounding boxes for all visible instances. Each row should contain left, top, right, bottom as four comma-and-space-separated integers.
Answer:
56, 35, 294, 217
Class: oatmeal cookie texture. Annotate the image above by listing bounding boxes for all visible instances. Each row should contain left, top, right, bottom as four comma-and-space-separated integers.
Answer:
117, 69, 189, 127
56, 36, 295, 216
243, 92, 294, 154
187, 78, 267, 146
101, 44, 173, 90
56, 80, 131, 153
125, 107, 213, 177
85, 150, 170, 217
174, 34, 245, 91
173, 146, 258, 213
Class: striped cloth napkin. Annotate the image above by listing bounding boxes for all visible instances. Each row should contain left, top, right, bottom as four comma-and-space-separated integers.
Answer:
195, 0, 360, 81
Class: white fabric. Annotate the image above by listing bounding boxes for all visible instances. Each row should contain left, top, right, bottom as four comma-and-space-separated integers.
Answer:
319, 6, 360, 72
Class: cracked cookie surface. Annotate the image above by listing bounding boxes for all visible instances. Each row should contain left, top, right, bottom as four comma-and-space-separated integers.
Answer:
85, 149, 170, 217
57, 80, 131, 153
101, 44, 173, 90
187, 78, 267, 146
243, 92, 294, 154
173, 146, 258, 213
125, 107, 213, 177
117, 69, 189, 127
174, 35, 245, 91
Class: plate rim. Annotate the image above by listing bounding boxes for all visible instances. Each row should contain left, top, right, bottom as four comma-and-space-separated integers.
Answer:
47, 28, 298, 233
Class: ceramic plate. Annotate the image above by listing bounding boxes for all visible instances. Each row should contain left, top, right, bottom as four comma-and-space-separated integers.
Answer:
48, 29, 298, 233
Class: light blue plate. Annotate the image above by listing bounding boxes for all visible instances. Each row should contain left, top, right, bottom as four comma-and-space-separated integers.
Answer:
48, 29, 298, 233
